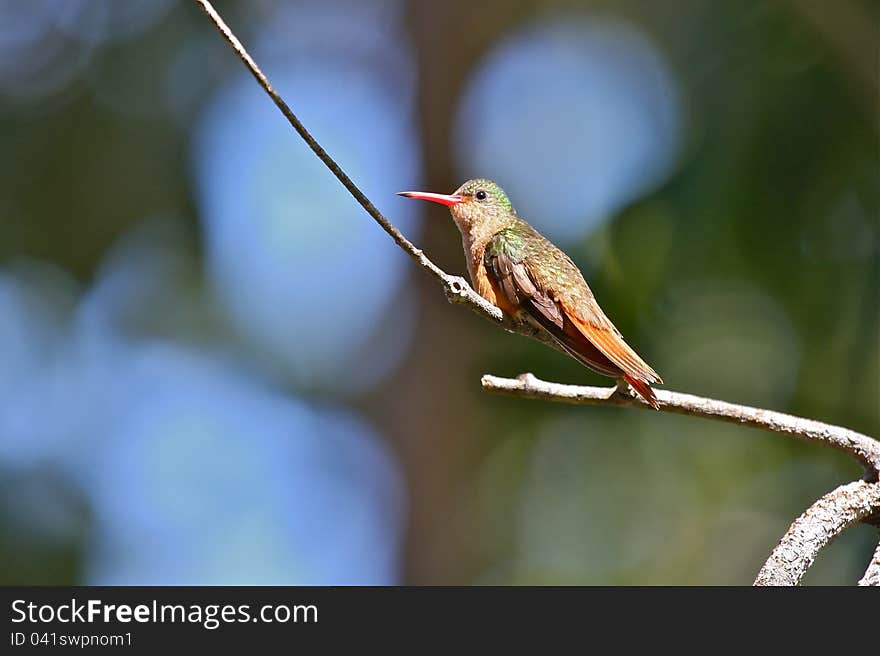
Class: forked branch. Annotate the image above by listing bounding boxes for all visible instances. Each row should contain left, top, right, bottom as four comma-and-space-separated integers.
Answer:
753, 481, 880, 585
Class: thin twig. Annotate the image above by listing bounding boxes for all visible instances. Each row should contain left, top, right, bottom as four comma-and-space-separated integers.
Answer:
754, 481, 880, 585
191, 0, 569, 355
481, 373, 880, 480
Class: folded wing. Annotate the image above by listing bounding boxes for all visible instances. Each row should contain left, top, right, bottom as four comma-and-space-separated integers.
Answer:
484, 227, 662, 408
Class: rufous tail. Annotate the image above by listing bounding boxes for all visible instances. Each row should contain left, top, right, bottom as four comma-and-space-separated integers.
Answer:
624, 374, 660, 410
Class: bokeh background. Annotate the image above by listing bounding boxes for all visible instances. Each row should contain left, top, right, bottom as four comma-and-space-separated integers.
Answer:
0, 0, 877, 585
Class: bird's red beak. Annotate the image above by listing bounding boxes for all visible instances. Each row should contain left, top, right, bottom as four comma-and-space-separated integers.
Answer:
396, 191, 463, 206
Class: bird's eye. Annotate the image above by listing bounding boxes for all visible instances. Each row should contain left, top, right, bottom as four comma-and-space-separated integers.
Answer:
475, 190, 488, 201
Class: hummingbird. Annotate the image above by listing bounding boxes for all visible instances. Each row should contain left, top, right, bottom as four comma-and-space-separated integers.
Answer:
398, 179, 662, 408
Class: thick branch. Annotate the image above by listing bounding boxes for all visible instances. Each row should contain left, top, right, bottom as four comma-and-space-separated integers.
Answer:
481, 373, 880, 480
753, 481, 880, 585
858, 527, 880, 586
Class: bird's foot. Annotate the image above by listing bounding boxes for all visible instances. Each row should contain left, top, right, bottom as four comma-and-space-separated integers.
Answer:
515, 372, 539, 389
614, 377, 636, 400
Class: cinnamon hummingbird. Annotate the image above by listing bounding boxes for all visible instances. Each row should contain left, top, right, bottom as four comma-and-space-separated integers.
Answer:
398, 179, 663, 408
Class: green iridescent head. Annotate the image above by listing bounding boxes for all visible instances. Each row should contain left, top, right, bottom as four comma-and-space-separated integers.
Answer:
453, 179, 514, 214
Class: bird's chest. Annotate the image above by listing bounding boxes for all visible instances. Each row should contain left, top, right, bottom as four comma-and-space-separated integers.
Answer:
463, 235, 519, 316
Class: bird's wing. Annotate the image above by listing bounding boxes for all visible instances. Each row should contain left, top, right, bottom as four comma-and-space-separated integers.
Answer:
484, 227, 662, 406
484, 228, 621, 378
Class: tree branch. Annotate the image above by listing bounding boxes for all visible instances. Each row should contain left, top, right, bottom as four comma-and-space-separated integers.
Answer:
753, 481, 880, 585
194, 0, 880, 584
858, 527, 880, 586
481, 373, 880, 480
192, 0, 567, 356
